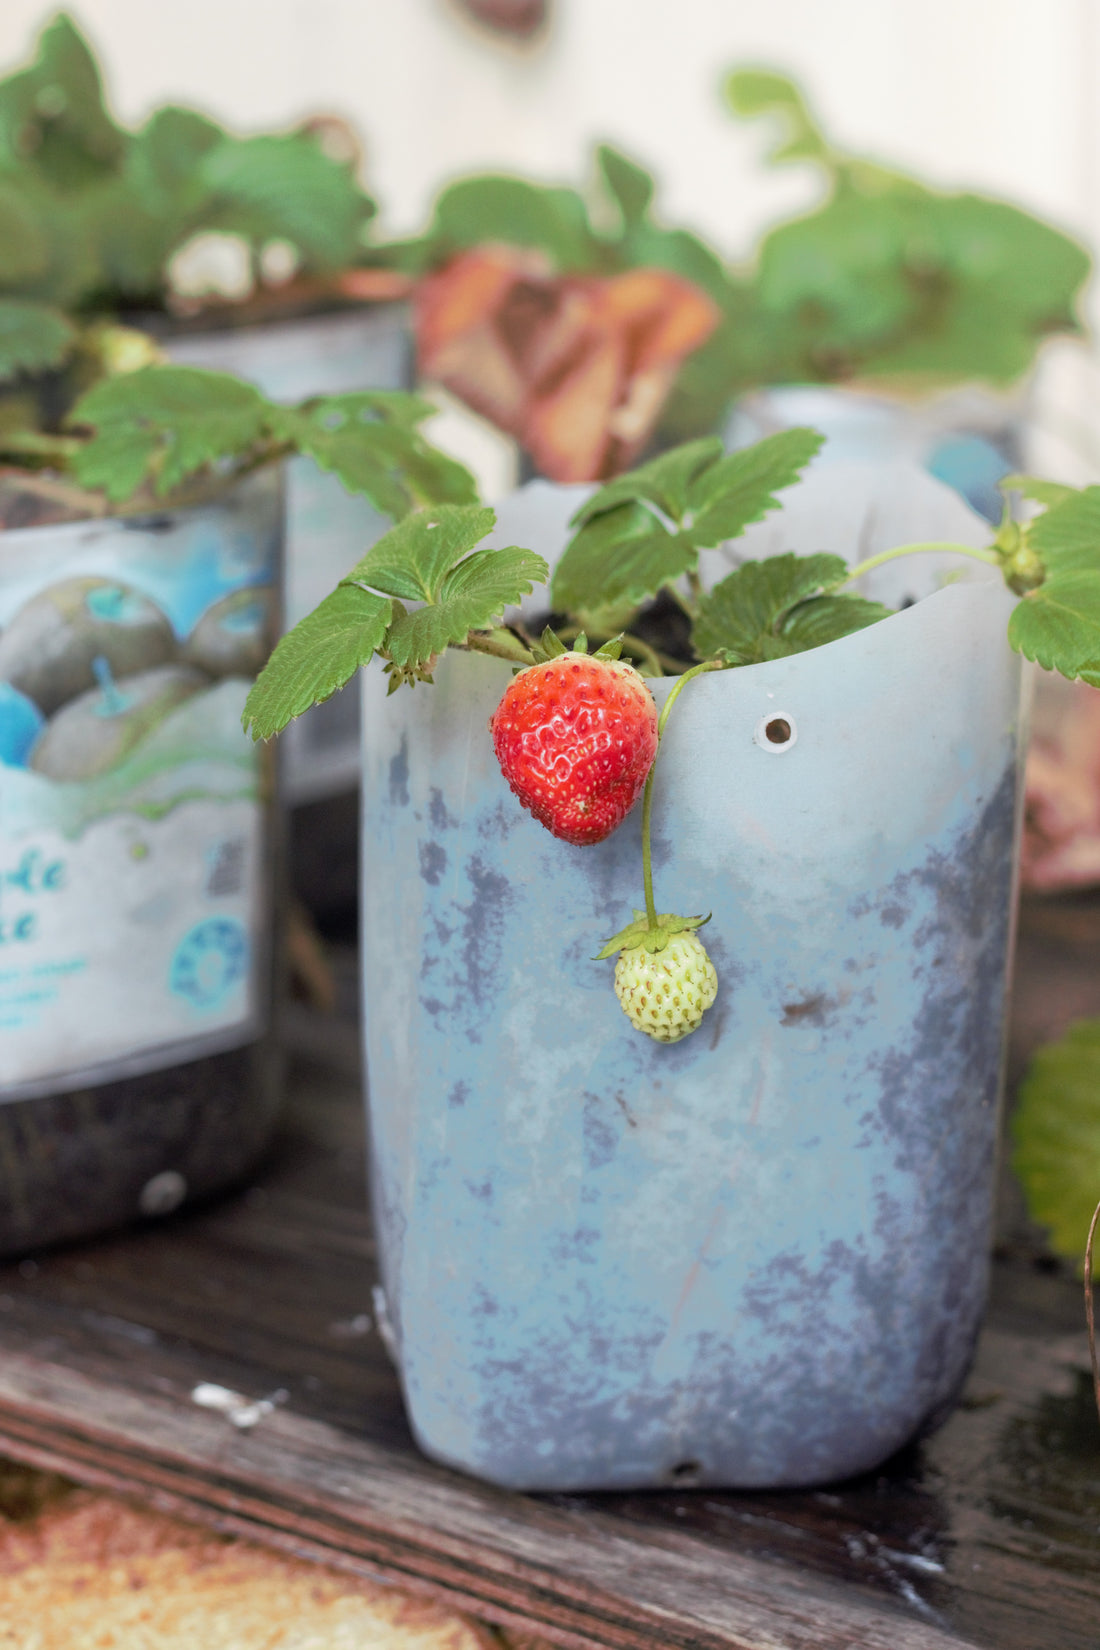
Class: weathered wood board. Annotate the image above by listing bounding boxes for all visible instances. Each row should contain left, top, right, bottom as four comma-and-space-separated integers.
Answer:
0, 902, 1096, 1650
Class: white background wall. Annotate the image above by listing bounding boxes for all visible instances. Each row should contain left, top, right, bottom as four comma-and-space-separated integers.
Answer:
2, 0, 1098, 474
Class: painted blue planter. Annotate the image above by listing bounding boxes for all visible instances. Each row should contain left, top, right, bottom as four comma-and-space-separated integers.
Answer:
360, 465, 1025, 1491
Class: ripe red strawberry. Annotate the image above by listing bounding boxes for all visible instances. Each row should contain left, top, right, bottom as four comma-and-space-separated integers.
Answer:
490, 653, 658, 845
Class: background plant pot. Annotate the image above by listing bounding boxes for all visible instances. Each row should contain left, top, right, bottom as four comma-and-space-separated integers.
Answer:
726, 381, 1027, 524
359, 462, 1025, 1492
0, 470, 283, 1254
165, 302, 411, 932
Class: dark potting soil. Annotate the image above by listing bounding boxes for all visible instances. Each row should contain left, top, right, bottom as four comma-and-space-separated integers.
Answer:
522, 588, 697, 671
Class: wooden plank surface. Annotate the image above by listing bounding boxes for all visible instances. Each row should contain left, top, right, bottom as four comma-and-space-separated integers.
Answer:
0, 1459, 498, 1650
0, 905, 1095, 1650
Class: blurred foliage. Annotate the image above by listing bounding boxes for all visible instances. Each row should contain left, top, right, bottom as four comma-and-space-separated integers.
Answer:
1013, 1017, 1100, 1278
379, 65, 1091, 443
0, 14, 377, 383
0, 17, 1091, 455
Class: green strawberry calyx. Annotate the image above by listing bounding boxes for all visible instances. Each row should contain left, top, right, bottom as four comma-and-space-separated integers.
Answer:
594, 909, 710, 961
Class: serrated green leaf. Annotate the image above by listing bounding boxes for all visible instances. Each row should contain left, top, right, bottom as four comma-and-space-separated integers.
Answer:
68, 365, 269, 499
272, 396, 477, 520
0, 182, 50, 283
779, 593, 892, 652
1007, 572, 1100, 684
198, 132, 373, 270
553, 502, 698, 615
343, 505, 498, 602
384, 545, 548, 670
1026, 487, 1100, 577
687, 427, 825, 545
692, 553, 850, 662
0, 299, 76, 382
596, 144, 654, 230
0, 14, 125, 189
572, 438, 723, 526
430, 175, 599, 270
1000, 474, 1078, 509
242, 584, 394, 740
1012, 1018, 1100, 1277
723, 68, 833, 167
736, 155, 1090, 389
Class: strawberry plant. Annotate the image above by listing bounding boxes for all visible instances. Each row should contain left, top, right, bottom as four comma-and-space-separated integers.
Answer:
0, 13, 378, 391
243, 426, 1100, 1043
664, 68, 1092, 441
0, 362, 475, 525
373, 65, 1090, 452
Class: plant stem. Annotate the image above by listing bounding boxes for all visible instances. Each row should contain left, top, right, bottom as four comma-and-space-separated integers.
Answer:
0, 467, 110, 517
460, 628, 536, 666
844, 541, 1001, 583
640, 659, 724, 929
619, 632, 664, 677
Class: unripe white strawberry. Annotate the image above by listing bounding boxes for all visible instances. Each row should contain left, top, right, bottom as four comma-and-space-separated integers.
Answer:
613, 930, 718, 1043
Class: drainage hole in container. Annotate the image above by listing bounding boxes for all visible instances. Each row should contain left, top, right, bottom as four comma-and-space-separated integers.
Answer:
754, 713, 797, 753
668, 1459, 702, 1484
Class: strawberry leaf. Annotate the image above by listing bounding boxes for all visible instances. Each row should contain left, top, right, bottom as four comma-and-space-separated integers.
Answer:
571, 438, 723, 526
1025, 486, 1100, 577
724, 68, 833, 167
686, 427, 825, 545
1000, 474, 1078, 509
779, 593, 893, 652
1008, 572, 1100, 684
692, 553, 851, 663
596, 144, 655, 231
0, 299, 77, 382
552, 503, 698, 615
68, 365, 268, 499
197, 131, 374, 270
242, 585, 394, 740
270, 394, 477, 520
343, 505, 498, 602
1012, 1018, 1100, 1277
384, 544, 548, 670
428, 174, 598, 271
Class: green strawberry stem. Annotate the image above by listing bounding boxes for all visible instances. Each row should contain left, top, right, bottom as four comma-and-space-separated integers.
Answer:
843, 541, 1002, 582
641, 659, 724, 929
459, 628, 536, 665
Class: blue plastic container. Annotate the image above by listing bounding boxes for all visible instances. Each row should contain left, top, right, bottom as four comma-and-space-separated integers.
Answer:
360, 463, 1025, 1490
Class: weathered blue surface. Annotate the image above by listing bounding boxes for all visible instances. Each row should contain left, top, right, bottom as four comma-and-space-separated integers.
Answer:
361, 531, 1023, 1491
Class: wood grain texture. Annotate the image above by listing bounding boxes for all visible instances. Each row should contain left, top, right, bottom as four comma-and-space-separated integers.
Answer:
0, 1476, 497, 1650
0, 911, 1094, 1650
